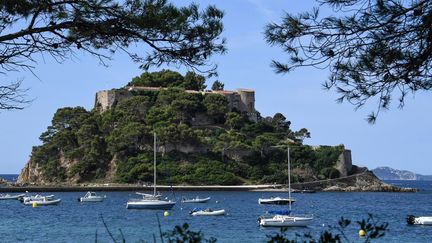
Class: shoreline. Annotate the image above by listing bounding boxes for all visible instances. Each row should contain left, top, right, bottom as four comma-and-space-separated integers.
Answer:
1, 171, 417, 193
0, 183, 417, 193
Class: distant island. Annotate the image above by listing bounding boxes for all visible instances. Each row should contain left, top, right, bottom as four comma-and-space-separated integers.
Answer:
372, 166, 432, 181
14, 70, 412, 192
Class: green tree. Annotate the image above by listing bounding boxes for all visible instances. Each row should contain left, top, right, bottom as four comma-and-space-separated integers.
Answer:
182, 71, 207, 91
40, 107, 90, 144
116, 96, 152, 123
252, 133, 279, 158
1, 0, 226, 110
224, 112, 244, 130
211, 80, 224, 91
203, 93, 229, 123
265, 0, 431, 123
271, 113, 291, 138
107, 122, 150, 156
214, 131, 247, 161
128, 70, 185, 87
293, 128, 311, 144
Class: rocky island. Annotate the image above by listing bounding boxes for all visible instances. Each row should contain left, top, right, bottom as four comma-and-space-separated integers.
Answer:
15, 70, 414, 192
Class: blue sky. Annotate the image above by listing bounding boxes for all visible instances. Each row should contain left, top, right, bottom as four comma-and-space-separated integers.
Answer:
1, 0, 431, 174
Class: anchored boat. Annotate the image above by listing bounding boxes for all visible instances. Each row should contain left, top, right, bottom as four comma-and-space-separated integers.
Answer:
258, 197, 295, 205
181, 196, 211, 203
407, 215, 432, 225
190, 208, 225, 216
126, 133, 175, 210
258, 146, 313, 227
0, 193, 25, 200
23, 196, 61, 206
79, 191, 106, 202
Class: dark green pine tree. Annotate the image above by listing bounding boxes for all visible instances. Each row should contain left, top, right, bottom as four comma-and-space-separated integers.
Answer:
0, 0, 226, 110
265, 0, 432, 123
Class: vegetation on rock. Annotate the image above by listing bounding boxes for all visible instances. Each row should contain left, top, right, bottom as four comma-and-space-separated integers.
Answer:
28, 70, 345, 185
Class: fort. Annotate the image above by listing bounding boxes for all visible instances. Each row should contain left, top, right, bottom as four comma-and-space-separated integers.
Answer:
94, 86, 258, 122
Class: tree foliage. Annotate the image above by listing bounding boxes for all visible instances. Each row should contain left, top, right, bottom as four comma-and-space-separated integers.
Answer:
265, 0, 432, 123
211, 80, 224, 91
28, 70, 347, 184
128, 70, 207, 90
0, 0, 226, 109
266, 214, 388, 243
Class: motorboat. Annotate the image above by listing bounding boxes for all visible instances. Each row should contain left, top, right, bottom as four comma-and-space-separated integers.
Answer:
79, 191, 106, 202
291, 189, 316, 193
0, 193, 25, 200
407, 215, 432, 225
20, 194, 54, 203
259, 214, 313, 227
181, 196, 211, 203
258, 196, 295, 205
258, 146, 313, 227
23, 196, 61, 206
190, 208, 225, 216
126, 133, 176, 210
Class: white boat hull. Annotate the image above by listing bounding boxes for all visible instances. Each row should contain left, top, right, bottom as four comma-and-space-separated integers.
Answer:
258, 197, 295, 205
24, 199, 61, 206
259, 215, 313, 227
80, 197, 105, 202
126, 200, 175, 210
79, 192, 106, 202
191, 209, 225, 216
182, 197, 211, 203
21, 195, 54, 202
407, 215, 432, 225
0, 194, 25, 200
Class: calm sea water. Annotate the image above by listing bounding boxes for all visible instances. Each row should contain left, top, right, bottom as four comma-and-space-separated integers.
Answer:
0, 180, 431, 242
0, 174, 18, 182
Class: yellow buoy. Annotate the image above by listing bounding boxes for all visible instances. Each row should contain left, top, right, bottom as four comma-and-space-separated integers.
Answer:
32, 202, 37, 208
359, 229, 366, 237
164, 211, 169, 217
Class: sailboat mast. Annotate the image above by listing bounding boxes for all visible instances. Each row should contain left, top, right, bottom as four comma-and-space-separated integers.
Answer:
154, 132, 157, 197
288, 146, 291, 211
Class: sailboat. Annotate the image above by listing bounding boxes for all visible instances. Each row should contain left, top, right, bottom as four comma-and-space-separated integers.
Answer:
258, 146, 313, 227
126, 133, 176, 210
258, 146, 296, 205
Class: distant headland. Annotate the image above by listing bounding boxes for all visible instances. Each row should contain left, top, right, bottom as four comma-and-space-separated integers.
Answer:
373, 166, 432, 181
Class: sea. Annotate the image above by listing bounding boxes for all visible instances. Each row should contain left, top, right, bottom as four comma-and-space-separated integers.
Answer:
0, 176, 432, 242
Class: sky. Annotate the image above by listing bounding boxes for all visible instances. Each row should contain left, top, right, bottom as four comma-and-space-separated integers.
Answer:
0, 0, 431, 174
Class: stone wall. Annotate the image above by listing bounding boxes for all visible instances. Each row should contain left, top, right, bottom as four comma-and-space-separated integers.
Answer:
335, 149, 353, 176
94, 89, 133, 112
237, 89, 257, 122
94, 86, 257, 122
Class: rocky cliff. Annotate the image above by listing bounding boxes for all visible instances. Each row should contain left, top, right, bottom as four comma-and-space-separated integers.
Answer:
293, 170, 416, 192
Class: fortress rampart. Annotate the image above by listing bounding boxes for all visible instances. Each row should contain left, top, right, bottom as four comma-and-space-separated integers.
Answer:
95, 86, 257, 121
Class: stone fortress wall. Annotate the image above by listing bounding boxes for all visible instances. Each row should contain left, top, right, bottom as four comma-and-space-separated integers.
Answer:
95, 86, 257, 121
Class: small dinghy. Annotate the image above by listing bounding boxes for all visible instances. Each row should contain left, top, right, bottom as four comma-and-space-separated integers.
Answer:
407, 215, 432, 225
181, 196, 211, 203
79, 191, 106, 202
190, 208, 225, 216
0, 193, 25, 200
23, 196, 61, 206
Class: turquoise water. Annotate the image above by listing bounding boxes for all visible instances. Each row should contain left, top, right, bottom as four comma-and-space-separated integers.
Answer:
0, 181, 431, 242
